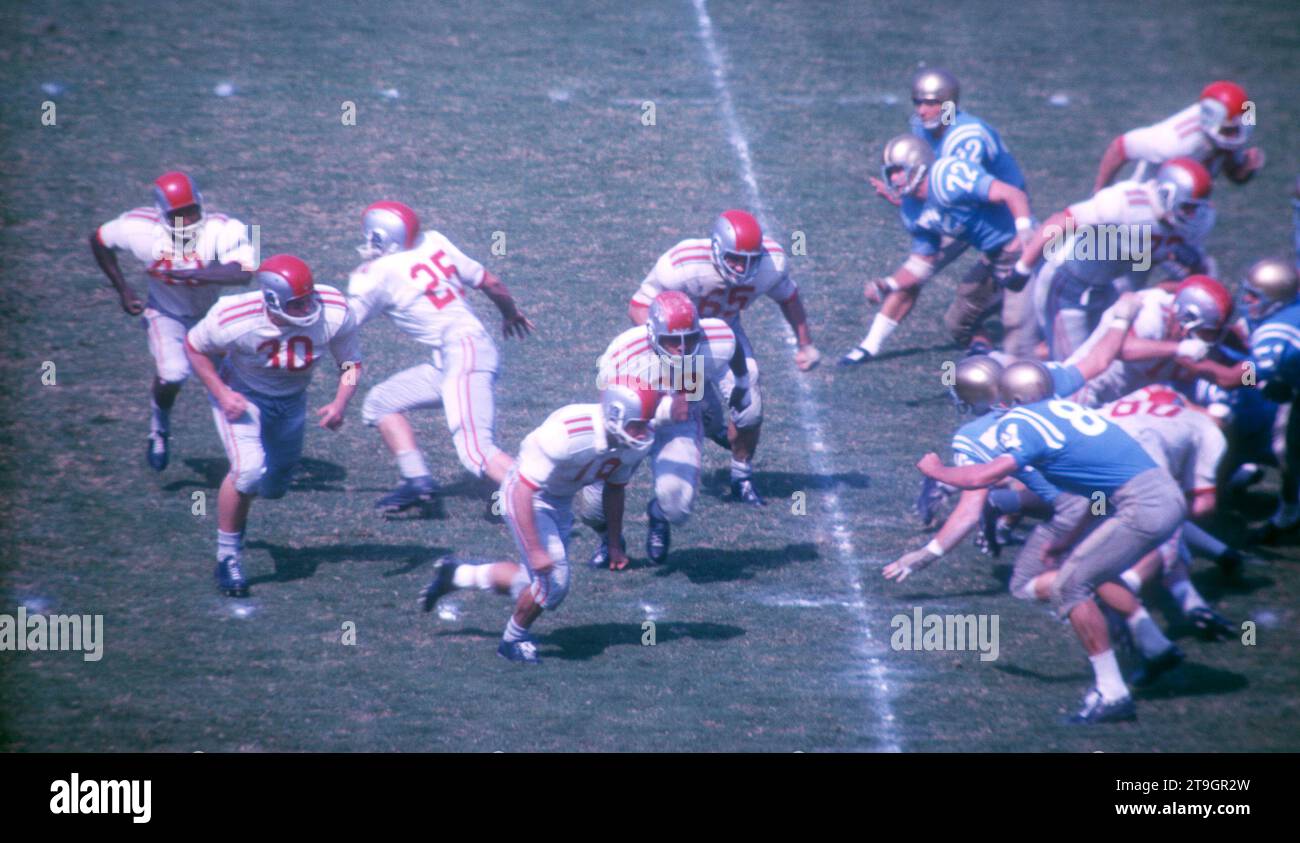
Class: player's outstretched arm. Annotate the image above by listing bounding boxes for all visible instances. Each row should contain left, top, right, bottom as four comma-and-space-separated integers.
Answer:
627, 299, 650, 326
986, 180, 1033, 246
162, 262, 253, 287
883, 487, 988, 582
777, 291, 820, 370
1093, 136, 1128, 193
317, 362, 361, 430
917, 452, 1017, 490
603, 483, 630, 571
1073, 294, 1140, 379
89, 232, 143, 315
479, 271, 535, 339
1175, 357, 1252, 390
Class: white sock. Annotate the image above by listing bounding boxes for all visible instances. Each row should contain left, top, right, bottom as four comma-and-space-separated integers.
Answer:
1126, 606, 1173, 658
1119, 569, 1143, 593
395, 449, 430, 480
1089, 649, 1129, 702
730, 459, 753, 481
451, 563, 495, 591
150, 399, 170, 436
217, 529, 243, 562
1168, 578, 1208, 614
503, 618, 530, 643
861, 314, 899, 356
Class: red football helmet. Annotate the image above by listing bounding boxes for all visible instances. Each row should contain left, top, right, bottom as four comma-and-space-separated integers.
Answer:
359, 200, 421, 258
1198, 81, 1252, 150
153, 171, 204, 236
1173, 274, 1233, 340
710, 210, 764, 285
647, 290, 702, 360
1153, 157, 1213, 233
257, 254, 321, 327
600, 377, 660, 449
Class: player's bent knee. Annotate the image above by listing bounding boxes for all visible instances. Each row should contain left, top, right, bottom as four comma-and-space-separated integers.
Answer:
360, 389, 391, 427
532, 566, 570, 611
231, 463, 265, 496
655, 477, 695, 524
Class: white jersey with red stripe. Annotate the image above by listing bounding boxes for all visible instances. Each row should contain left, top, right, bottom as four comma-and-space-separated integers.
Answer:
186, 286, 361, 397
1068, 288, 1179, 403
596, 318, 736, 416
1101, 389, 1227, 495
631, 237, 797, 325
96, 208, 255, 318
1122, 103, 1246, 182
346, 230, 491, 348
514, 403, 652, 502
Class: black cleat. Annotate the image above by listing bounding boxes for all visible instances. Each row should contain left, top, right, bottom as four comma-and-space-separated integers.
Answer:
837, 346, 873, 367
914, 476, 948, 527
419, 556, 459, 612
1214, 548, 1244, 581
646, 502, 671, 565
730, 477, 766, 507
1129, 644, 1184, 687
375, 475, 439, 514
588, 535, 628, 569
706, 429, 732, 451
975, 502, 1002, 557
964, 339, 993, 357
497, 638, 541, 664
146, 432, 169, 472
215, 556, 249, 598
1187, 606, 1234, 641
1067, 688, 1136, 725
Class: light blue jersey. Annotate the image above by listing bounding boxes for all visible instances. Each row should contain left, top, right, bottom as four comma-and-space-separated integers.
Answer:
996, 398, 1157, 496
950, 363, 1086, 504
1250, 300, 1300, 391
900, 156, 1015, 255
910, 110, 1026, 190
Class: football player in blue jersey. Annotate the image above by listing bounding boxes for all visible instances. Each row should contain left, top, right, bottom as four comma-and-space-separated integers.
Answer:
842, 135, 1038, 367
916, 361, 1187, 724
1243, 258, 1300, 539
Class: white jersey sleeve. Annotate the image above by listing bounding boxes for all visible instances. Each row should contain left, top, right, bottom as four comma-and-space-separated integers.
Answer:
1067, 181, 1157, 228
97, 208, 164, 262
346, 264, 391, 327
515, 404, 651, 499
1121, 104, 1207, 165
431, 233, 488, 289
212, 216, 256, 269
632, 247, 681, 308
324, 290, 363, 368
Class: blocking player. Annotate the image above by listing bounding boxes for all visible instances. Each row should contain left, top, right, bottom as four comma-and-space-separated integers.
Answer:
1242, 258, 1300, 538
839, 135, 1036, 366
1015, 158, 1215, 359
185, 255, 362, 597
1094, 81, 1264, 192
627, 210, 821, 506
90, 171, 255, 471
418, 379, 659, 664
590, 291, 736, 567
346, 201, 533, 513
918, 361, 1188, 723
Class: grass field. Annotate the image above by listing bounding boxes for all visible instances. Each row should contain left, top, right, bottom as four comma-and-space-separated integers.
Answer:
1, 0, 1298, 751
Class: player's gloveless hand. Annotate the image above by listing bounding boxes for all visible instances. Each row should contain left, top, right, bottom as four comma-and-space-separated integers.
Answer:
883, 547, 937, 582
869, 176, 902, 207
916, 452, 945, 478
219, 389, 249, 421
120, 292, 144, 316
503, 312, 535, 339
607, 544, 630, 571
316, 401, 346, 430
795, 344, 821, 371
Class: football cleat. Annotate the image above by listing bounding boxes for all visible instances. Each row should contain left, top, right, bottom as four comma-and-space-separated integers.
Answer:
975, 502, 1002, 557
964, 339, 994, 357
215, 556, 249, 598
146, 432, 169, 472
1067, 688, 1136, 725
1187, 607, 1234, 641
646, 501, 671, 565
731, 477, 766, 507
1129, 644, 1184, 687
497, 638, 541, 664
419, 556, 458, 613
588, 535, 628, 569
1214, 548, 1244, 580
914, 476, 956, 527
375, 476, 439, 514
837, 346, 874, 367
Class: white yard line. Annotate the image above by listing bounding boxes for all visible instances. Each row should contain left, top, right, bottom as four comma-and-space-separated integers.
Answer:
689, 0, 901, 752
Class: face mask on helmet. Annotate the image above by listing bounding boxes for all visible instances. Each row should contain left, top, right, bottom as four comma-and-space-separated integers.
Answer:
911, 69, 959, 131
601, 381, 657, 449
357, 202, 421, 259
951, 356, 1003, 416
153, 172, 205, 240
1240, 259, 1299, 323
258, 255, 322, 328
1199, 82, 1252, 151
710, 210, 764, 285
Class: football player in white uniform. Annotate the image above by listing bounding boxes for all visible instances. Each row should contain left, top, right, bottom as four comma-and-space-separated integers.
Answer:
418, 379, 659, 664
1101, 387, 1235, 639
628, 210, 820, 506
589, 291, 736, 567
90, 171, 255, 471
1066, 276, 1237, 407
185, 255, 362, 597
1013, 158, 1216, 359
1094, 81, 1264, 192
346, 201, 533, 513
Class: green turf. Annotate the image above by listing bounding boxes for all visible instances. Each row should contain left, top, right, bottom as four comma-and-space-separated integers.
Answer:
1, 0, 1297, 751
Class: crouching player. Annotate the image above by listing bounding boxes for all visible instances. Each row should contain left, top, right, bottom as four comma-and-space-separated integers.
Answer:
918, 361, 1187, 724
185, 255, 362, 597
418, 379, 659, 663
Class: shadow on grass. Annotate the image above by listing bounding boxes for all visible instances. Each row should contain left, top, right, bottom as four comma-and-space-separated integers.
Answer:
163, 456, 347, 492
245, 540, 450, 583
1133, 662, 1249, 700
540, 621, 745, 661
993, 663, 1092, 684
653, 542, 820, 584
700, 469, 871, 500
